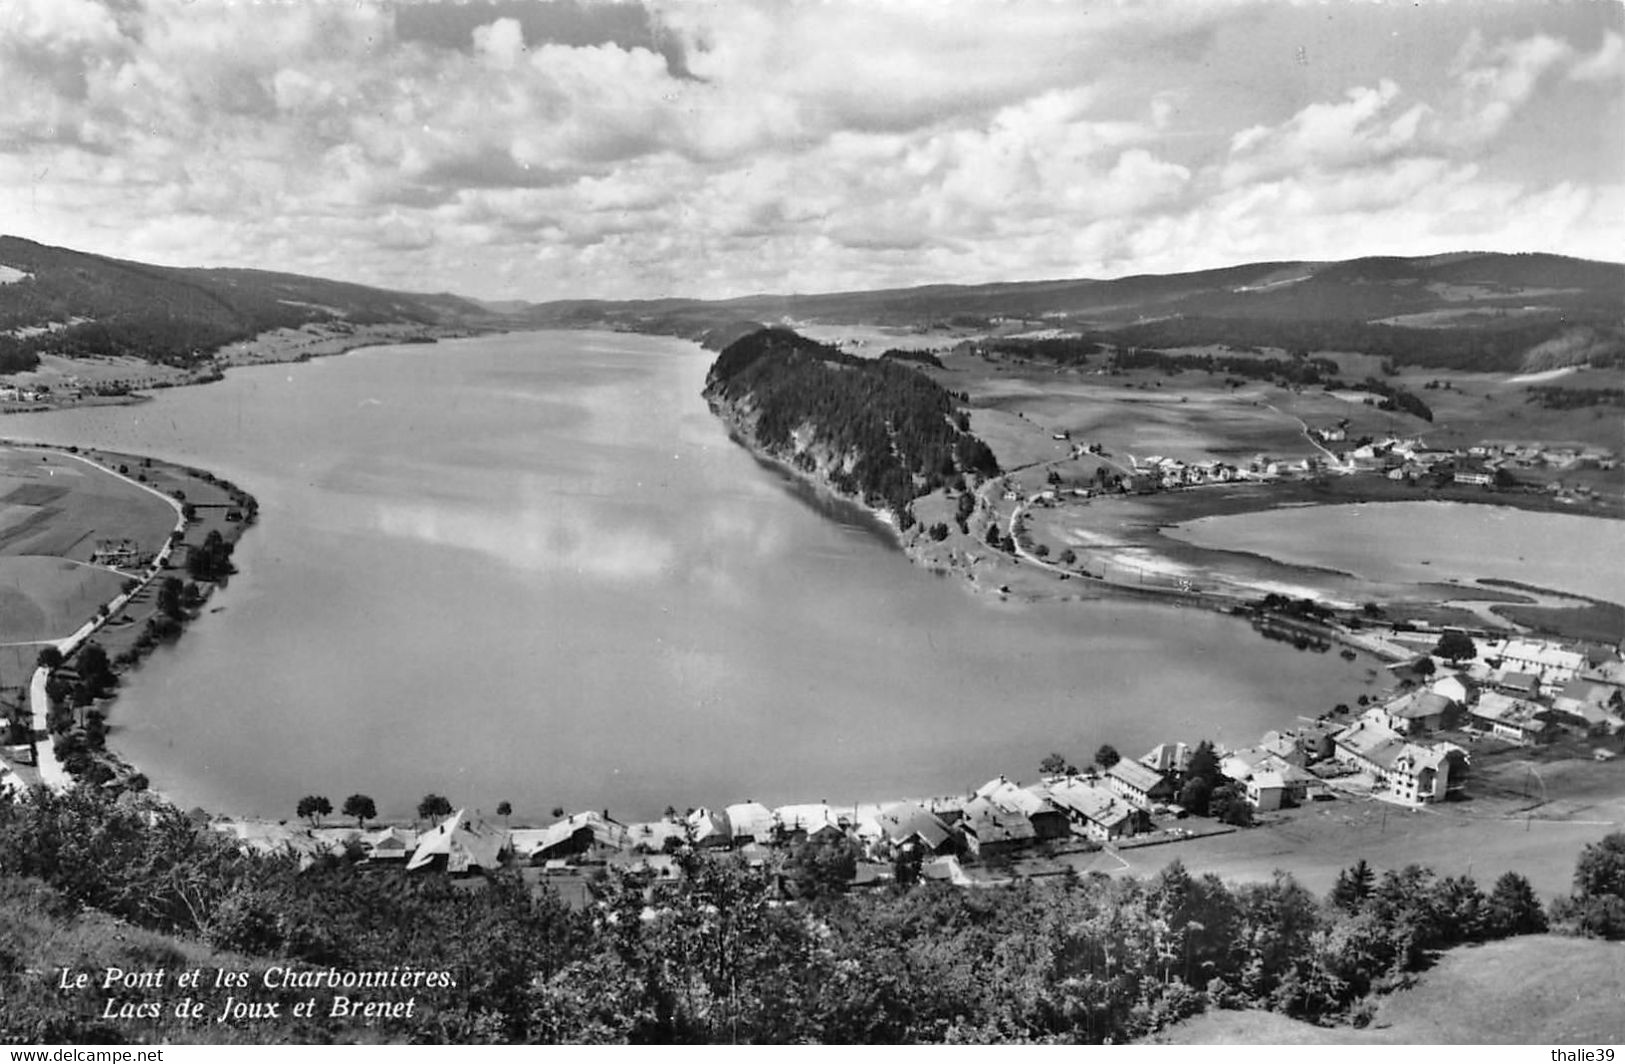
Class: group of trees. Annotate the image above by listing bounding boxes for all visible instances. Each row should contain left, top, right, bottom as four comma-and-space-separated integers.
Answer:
1525, 385, 1625, 410
1105, 346, 1342, 388
1169, 741, 1249, 827
294, 794, 377, 828
1039, 746, 1120, 777
4, 783, 1619, 1044
296, 794, 519, 830
1341, 376, 1434, 422
704, 330, 1000, 521
877, 348, 945, 368
1551, 833, 1625, 938
983, 337, 1105, 365
186, 529, 236, 582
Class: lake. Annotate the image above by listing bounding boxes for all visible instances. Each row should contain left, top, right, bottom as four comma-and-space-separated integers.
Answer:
1165, 501, 1625, 605
3, 331, 1380, 822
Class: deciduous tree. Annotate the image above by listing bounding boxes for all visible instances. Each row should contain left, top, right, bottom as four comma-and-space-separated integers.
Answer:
1434, 631, 1477, 664
417, 793, 454, 823
342, 793, 377, 829
297, 795, 332, 827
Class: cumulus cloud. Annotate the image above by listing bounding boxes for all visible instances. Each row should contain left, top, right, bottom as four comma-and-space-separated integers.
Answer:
1442, 30, 1573, 146
0, 2, 1618, 299
1224, 80, 1429, 186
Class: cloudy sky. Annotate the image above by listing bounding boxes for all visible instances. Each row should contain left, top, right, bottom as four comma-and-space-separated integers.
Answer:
2, 0, 1621, 302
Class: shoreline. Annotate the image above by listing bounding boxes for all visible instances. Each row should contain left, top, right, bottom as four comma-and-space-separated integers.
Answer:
0, 441, 258, 802
1, 320, 489, 419
699, 390, 1625, 657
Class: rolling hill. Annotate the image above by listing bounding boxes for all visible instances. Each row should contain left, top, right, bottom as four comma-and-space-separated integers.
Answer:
0, 236, 499, 374
515, 251, 1625, 371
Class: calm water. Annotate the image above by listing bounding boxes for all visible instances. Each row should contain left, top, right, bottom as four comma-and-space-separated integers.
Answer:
1167, 502, 1625, 605
4, 332, 1378, 821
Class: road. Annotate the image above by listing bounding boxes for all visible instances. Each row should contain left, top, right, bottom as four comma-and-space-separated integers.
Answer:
12, 448, 189, 793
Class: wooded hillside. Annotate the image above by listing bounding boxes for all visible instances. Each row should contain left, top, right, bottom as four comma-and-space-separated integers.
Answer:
703, 328, 998, 520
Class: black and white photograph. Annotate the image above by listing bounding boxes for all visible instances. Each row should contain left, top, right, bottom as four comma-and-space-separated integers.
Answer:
0, 0, 1622, 1048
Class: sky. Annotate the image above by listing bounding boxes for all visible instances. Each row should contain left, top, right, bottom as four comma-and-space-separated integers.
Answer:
2, 0, 1621, 302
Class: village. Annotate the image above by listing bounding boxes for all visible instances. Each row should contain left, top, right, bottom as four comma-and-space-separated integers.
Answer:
195, 629, 1625, 899
1016, 429, 1619, 505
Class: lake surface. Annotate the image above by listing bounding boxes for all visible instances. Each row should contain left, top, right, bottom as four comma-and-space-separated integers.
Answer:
3, 331, 1379, 821
1166, 501, 1625, 605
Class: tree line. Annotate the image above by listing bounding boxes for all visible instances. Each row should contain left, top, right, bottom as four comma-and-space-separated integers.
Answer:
2, 783, 1622, 1044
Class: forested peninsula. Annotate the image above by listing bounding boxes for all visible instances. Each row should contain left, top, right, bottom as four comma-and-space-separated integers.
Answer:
702, 328, 999, 526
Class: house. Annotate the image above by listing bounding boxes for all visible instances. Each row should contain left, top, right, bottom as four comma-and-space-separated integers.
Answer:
1245, 765, 1316, 812
1221, 748, 1314, 811
921, 855, 972, 886
686, 807, 732, 848
1499, 640, 1585, 687
1371, 691, 1453, 736
1139, 742, 1190, 778
723, 801, 775, 846
1285, 721, 1342, 764
406, 810, 506, 874
625, 818, 686, 853
1384, 744, 1466, 806
971, 777, 1070, 839
360, 825, 417, 862
958, 795, 1037, 855
875, 801, 956, 855
1331, 720, 1467, 805
1104, 758, 1173, 809
1495, 671, 1542, 699
1470, 692, 1553, 745
773, 803, 846, 844
1430, 674, 1473, 707
1551, 679, 1624, 735
1253, 732, 1306, 764
90, 538, 143, 568
1045, 779, 1145, 841
510, 811, 629, 864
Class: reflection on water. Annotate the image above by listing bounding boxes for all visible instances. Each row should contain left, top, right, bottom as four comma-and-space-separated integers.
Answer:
1168, 502, 1624, 605
4, 332, 1379, 821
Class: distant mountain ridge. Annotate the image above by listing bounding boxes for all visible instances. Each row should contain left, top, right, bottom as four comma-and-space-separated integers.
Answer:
0, 235, 500, 374
516, 251, 1625, 371
4, 239, 1620, 375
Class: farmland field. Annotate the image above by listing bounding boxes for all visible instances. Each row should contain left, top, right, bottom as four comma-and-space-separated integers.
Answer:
0, 445, 177, 655
0, 555, 127, 643
0, 446, 177, 562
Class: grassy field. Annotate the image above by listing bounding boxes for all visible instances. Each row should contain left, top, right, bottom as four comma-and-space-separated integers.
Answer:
0, 446, 176, 560
0, 555, 127, 643
1101, 745, 1625, 900
1150, 935, 1625, 1044
0, 445, 177, 662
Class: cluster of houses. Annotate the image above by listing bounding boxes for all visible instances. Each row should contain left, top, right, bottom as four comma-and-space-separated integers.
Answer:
210, 636, 1621, 883
0, 384, 47, 404
221, 760, 1195, 881
1318, 432, 1617, 489
1128, 455, 1247, 491
1391, 635, 1625, 746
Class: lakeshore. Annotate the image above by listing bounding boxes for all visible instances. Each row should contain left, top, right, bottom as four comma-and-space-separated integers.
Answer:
0, 327, 1619, 936
0, 329, 1388, 822
0, 441, 257, 796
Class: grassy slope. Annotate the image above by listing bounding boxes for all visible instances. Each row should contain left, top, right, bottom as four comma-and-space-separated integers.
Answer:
1150, 935, 1625, 1044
